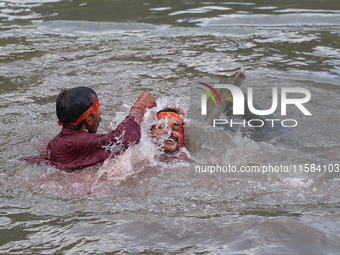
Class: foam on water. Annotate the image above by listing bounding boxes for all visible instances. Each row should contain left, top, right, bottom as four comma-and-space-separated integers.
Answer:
1, 0, 340, 253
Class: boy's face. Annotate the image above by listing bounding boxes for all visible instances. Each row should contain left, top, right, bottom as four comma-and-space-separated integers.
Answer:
151, 113, 184, 153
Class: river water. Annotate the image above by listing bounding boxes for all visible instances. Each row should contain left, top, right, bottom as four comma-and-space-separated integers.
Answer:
1, 0, 340, 254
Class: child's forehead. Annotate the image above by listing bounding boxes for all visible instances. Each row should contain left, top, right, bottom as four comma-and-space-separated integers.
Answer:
157, 111, 183, 124
159, 116, 182, 125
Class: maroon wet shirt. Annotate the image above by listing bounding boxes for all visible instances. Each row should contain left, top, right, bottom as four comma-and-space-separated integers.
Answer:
20, 116, 140, 171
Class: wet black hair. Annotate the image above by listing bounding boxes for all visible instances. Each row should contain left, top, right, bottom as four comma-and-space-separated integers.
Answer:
56, 87, 98, 131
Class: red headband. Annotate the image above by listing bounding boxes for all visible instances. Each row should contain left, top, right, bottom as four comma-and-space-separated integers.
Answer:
157, 111, 183, 124
58, 101, 100, 126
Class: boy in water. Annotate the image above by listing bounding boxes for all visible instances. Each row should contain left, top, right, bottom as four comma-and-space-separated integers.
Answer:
150, 107, 189, 161
21, 87, 156, 171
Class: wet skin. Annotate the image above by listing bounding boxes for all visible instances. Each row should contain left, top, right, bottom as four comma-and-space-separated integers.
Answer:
84, 94, 102, 134
151, 115, 184, 153
86, 107, 102, 133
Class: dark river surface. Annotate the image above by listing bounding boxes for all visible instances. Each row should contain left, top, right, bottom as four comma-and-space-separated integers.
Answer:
1, 0, 340, 254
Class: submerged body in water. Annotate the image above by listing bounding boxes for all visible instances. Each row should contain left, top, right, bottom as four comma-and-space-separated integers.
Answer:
20, 89, 157, 171
1, 0, 340, 254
